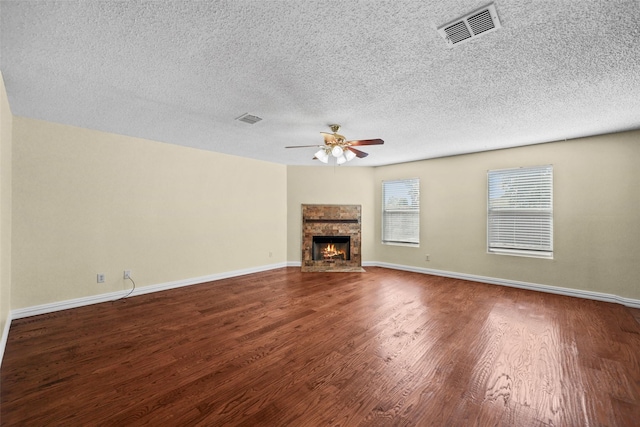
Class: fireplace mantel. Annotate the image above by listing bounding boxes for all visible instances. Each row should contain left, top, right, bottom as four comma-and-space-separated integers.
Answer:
301, 204, 362, 272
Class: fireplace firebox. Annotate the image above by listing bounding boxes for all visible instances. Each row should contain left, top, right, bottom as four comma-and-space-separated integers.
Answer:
312, 236, 350, 261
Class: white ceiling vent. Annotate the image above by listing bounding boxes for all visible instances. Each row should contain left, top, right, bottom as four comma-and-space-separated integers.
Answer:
236, 113, 263, 124
437, 3, 501, 47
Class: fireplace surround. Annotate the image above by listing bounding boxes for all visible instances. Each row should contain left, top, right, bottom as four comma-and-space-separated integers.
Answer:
301, 204, 362, 272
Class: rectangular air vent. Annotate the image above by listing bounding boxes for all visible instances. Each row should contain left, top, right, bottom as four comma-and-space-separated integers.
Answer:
236, 113, 263, 124
437, 3, 501, 47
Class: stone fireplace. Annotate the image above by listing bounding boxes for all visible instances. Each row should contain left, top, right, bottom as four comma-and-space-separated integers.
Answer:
301, 204, 362, 272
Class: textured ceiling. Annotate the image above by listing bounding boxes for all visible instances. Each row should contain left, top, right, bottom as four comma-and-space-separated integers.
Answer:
1, 1, 639, 166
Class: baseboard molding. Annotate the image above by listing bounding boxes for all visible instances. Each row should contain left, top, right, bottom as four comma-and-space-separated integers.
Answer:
373, 262, 640, 309
11, 262, 288, 320
285, 260, 640, 308
0, 311, 12, 367
9, 260, 640, 321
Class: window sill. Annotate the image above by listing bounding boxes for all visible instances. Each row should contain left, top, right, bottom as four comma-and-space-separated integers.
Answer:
382, 241, 420, 248
488, 248, 553, 259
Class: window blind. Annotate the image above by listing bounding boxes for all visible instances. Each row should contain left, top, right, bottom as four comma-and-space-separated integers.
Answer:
382, 178, 420, 245
488, 165, 553, 257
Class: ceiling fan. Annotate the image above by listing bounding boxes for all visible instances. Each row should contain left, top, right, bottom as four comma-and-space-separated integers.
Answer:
285, 124, 384, 164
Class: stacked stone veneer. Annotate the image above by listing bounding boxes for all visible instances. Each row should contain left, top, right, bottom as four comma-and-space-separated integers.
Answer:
301, 204, 362, 272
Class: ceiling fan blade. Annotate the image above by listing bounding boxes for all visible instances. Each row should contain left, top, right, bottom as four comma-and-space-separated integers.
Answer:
285, 145, 323, 148
347, 138, 384, 146
346, 147, 369, 158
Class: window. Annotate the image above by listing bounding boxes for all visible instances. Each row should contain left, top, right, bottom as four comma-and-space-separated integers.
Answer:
487, 165, 553, 258
382, 178, 420, 246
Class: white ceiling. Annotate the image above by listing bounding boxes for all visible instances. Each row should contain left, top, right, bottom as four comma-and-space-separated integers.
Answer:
1, 1, 639, 166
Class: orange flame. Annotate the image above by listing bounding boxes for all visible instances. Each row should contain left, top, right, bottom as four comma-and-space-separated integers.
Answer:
322, 244, 346, 259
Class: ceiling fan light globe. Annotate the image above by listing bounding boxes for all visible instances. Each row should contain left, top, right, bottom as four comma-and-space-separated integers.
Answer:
336, 155, 347, 165
331, 146, 343, 157
344, 150, 356, 161
315, 149, 329, 163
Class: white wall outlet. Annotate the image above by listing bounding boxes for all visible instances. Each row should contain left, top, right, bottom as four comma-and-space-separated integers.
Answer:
425, 254, 430, 262
97, 273, 105, 283
269, 251, 273, 258
123, 270, 131, 279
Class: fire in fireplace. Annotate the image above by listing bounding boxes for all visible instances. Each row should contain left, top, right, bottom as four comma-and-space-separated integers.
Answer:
312, 236, 350, 261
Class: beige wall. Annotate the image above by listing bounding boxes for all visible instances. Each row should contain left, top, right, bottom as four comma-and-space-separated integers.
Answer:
0, 73, 12, 337
286, 166, 375, 262
373, 130, 640, 300
5, 97, 640, 313
286, 132, 640, 301
11, 117, 287, 308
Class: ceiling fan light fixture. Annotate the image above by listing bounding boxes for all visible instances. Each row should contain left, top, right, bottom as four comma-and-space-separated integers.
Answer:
336, 155, 347, 165
344, 149, 356, 161
331, 146, 344, 157
315, 149, 329, 163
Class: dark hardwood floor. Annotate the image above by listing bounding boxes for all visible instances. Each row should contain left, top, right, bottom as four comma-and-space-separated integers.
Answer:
2, 267, 639, 426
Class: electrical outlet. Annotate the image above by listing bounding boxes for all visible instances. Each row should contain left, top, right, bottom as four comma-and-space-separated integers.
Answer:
269, 251, 273, 258
425, 254, 430, 262
123, 270, 131, 279
97, 273, 105, 283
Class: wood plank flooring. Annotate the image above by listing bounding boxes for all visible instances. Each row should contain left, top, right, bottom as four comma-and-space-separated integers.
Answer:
2, 267, 639, 426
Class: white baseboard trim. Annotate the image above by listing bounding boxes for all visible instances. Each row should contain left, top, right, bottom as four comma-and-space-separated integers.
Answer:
11, 262, 288, 320
0, 311, 12, 367
9, 260, 640, 321
372, 262, 640, 309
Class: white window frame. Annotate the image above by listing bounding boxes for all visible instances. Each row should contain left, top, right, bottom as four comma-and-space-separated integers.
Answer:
487, 165, 553, 258
382, 178, 420, 247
